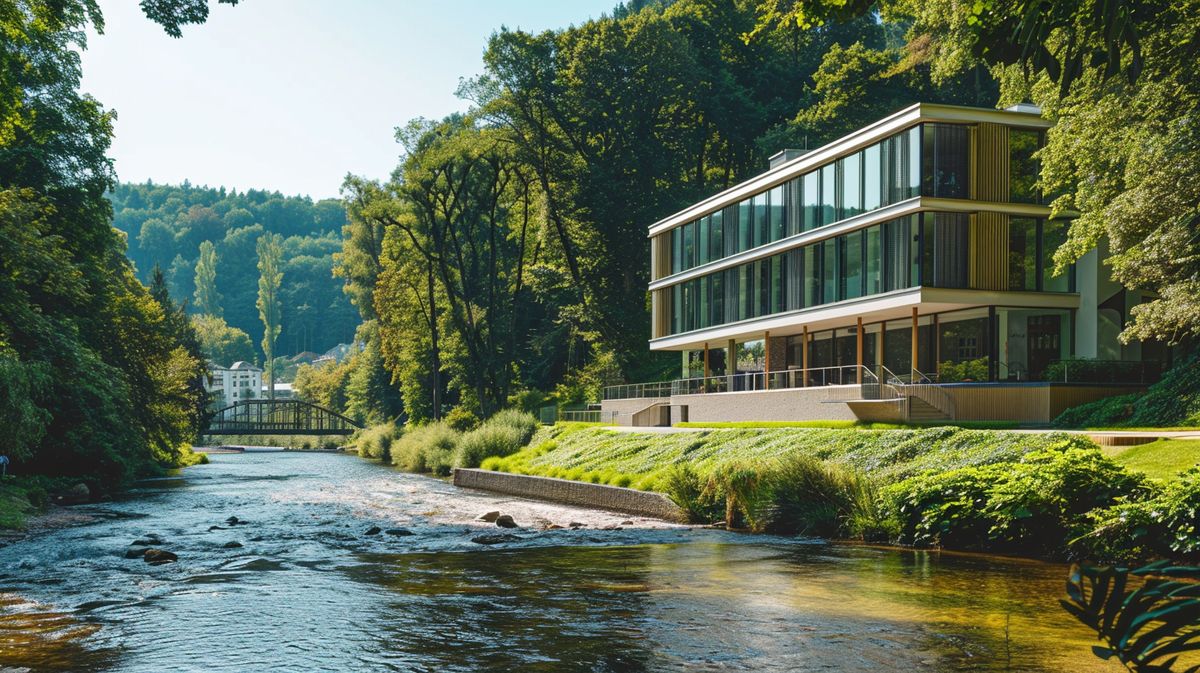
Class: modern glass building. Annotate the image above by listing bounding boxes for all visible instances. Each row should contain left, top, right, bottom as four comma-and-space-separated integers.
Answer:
632, 103, 1164, 416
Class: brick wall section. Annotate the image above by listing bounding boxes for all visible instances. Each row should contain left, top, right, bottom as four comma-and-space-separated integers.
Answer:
767, 336, 789, 372
453, 469, 686, 522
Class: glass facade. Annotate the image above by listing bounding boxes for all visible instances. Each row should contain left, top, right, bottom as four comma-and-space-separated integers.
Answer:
668, 123, 940, 275
1008, 217, 1075, 292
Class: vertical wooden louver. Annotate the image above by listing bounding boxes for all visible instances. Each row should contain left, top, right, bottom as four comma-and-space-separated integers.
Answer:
650, 233, 671, 281
651, 288, 671, 339
968, 123, 1011, 290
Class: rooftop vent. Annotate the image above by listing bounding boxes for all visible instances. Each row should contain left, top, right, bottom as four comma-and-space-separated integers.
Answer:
769, 148, 809, 170
1004, 102, 1042, 115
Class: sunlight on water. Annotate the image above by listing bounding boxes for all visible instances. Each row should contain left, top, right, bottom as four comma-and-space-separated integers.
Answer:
0, 452, 1127, 672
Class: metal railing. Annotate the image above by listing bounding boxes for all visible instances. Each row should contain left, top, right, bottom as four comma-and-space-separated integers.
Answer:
899, 367, 957, 420
559, 409, 617, 424
669, 365, 882, 397
1046, 359, 1161, 384
602, 381, 674, 401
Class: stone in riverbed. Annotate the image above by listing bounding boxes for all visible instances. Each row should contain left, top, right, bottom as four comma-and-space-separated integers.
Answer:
53, 483, 90, 505
124, 547, 148, 559
130, 535, 162, 546
494, 515, 518, 529
477, 511, 501, 522
568, 522, 585, 529
143, 549, 177, 565
385, 528, 414, 537
364, 526, 382, 536
222, 541, 243, 549
471, 533, 521, 545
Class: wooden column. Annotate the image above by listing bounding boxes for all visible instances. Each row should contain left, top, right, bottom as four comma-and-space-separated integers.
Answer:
911, 307, 919, 378
856, 317, 864, 384
801, 325, 809, 387
763, 331, 771, 390
934, 314, 941, 378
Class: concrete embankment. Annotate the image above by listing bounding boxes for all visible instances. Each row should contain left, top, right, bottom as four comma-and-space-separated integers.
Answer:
453, 468, 686, 522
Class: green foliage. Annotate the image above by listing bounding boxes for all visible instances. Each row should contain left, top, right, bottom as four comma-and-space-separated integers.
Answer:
192, 314, 255, 366
443, 407, 481, 433
354, 422, 400, 461
883, 446, 1147, 556
1061, 561, 1200, 672
1054, 353, 1200, 428
752, 455, 879, 538
389, 422, 462, 476
256, 233, 284, 397
452, 410, 539, 469
112, 183, 356, 361
938, 358, 990, 383
1078, 469, 1200, 563
193, 240, 222, 316
661, 464, 724, 523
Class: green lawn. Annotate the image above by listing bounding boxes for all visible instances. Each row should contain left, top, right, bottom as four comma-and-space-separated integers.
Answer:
481, 424, 1092, 491
1104, 439, 1200, 480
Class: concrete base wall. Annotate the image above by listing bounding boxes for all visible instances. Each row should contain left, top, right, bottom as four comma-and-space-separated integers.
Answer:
453, 468, 685, 522
944, 383, 1142, 424
673, 387, 858, 423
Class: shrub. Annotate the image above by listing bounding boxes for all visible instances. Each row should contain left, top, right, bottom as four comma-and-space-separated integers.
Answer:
390, 422, 461, 476
883, 446, 1147, 556
452, 409, 539, 469
1076, 468, 1200, 563
938, 358, 989, 382
443, 407, 480, 432
985, 447, 1147, 555
355, 423, 400, 461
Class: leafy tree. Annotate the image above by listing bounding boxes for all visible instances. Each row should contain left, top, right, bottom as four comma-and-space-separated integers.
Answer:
256, 233, 283, 399
192, 314, 255, 366
193, 239, 222, 316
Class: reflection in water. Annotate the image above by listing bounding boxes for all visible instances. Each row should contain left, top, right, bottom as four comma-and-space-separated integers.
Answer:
0, 452, 1120, 672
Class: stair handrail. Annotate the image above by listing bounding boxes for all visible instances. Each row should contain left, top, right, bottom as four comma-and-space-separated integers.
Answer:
902, 367, 956, 420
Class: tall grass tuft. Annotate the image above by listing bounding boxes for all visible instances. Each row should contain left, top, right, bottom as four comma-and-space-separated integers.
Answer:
391, 422, 461, 476
756, 454, 878, 537
453, 410, 540, 469
355, 423, 400, 461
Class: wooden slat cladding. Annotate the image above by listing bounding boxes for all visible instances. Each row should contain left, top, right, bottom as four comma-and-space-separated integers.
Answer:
968, 123, 1011, 290
973, 123, 1010, 202
650, 288, 671, 339
969, 212, 1010, 290
650, 233, 671, 281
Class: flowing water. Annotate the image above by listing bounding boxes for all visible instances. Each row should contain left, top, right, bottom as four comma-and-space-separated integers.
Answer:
0, 451, 1122, 672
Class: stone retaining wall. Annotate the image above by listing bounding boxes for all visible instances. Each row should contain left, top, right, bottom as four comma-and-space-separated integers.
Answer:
453, 468, 685, 522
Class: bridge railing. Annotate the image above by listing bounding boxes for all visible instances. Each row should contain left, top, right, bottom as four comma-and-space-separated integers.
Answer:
203, 399, 361, 436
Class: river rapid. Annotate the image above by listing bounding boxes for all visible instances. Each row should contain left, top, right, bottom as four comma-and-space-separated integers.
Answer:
0, 451, 1120, 672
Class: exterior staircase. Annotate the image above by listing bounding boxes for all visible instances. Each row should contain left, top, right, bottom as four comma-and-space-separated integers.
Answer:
905, 396, 951, 423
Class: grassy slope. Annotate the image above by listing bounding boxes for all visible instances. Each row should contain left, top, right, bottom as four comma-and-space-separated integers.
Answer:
482, 424, 1091, 491
675, 420, 1018, 430
1104, 439, 1200, 480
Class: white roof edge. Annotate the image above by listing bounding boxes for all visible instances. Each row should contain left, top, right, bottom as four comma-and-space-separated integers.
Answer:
646, 103, 1051, 238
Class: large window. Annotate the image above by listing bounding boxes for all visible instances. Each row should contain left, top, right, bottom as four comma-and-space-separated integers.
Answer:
1009, 217, 1038, 290
922, 123, 970, 198
840, 230, 864, 300
1042, 219, 1072, 292
664, 123, 958, 276
921, 212, 970, 288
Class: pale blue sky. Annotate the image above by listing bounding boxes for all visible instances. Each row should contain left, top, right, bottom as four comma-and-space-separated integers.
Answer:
80, 1, 615, 199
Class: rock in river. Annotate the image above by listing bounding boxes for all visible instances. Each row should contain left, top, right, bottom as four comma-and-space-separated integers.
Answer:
130, 535, 163, 546
385, 528, 414, 537
364, 526, 382, 536
124, 547, 148, 559
143, 549, 178, 565
495, 515, 518, 529
471, 533, 521, 545
477, 511, 501, 523
53, 483, 90, 505
222, 541, 243, 549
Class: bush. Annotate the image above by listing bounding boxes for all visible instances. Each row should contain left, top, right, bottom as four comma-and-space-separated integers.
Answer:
938, 358, 990, 382
355, 423, 400, 461
390, 422, 461, 476
883, 446, 1147, 556
1077, 468, 1200, 563
452, 409, 540, 469
443, 407, 480, 432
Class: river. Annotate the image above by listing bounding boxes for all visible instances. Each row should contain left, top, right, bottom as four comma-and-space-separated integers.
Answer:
0, 451, 1120, 672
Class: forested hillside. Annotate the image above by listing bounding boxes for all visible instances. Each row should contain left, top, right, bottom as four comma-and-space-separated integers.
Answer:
109, 183, 358, 362
313, 0, 998, 423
